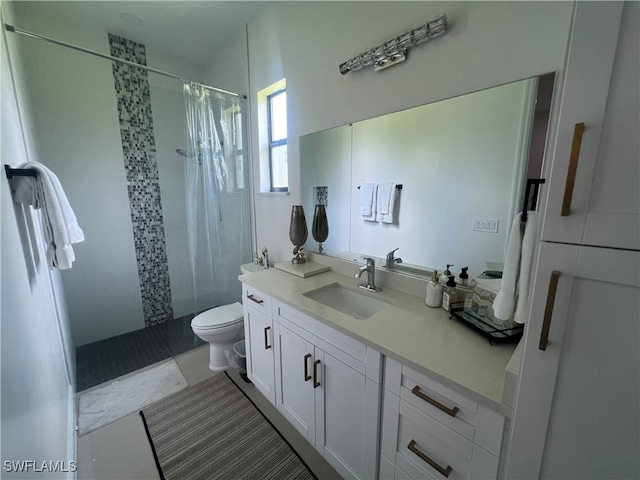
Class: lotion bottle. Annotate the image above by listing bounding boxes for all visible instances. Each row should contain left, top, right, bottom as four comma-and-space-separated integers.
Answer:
425, 270, 443, 308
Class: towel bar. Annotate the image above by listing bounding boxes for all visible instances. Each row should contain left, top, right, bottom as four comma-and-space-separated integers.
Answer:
4, 164, 37, 179
357, 184, 402, 190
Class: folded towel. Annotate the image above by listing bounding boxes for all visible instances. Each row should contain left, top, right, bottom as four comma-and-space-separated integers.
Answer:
13, 162, 84, 269
376, 182, 396, 223
360, 183, 377, 222
493, 212, 540, 324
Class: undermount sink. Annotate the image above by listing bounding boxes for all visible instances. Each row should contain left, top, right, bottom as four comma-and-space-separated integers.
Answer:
303, 283, 391, 319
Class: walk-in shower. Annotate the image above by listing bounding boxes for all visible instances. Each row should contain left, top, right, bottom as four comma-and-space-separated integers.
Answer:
8, 24, 252, 391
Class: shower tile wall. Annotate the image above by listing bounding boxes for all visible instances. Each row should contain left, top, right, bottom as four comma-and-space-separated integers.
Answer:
109, 34, 173, 327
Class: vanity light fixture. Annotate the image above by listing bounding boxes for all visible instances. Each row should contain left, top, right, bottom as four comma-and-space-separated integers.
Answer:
339, 14, 448, 75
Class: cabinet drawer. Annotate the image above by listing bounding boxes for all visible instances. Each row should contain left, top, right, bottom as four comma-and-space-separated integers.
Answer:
397, 400, 473, 479
400, 365, 478, 442
242, 284, 272, 314
385, 360, 506, 457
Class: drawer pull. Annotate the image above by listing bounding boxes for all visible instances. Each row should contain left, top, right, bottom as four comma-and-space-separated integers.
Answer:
411, 386, 459, 417
561, 122, 585, 217
408, 439, 452, 478
313, 359, 321, 388
304, 354, 312, 382
264, 326, 272, 350
539, 271, 561, 351
247, 294, 264, 304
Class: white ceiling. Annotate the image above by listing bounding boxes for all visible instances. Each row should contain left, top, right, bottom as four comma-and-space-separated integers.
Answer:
14, 1, 267, 66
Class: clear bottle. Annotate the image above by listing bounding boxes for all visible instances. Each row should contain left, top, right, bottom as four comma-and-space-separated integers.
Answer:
442, 275, 457, 312
425, 270, 443, 308
439, 264, 454, 284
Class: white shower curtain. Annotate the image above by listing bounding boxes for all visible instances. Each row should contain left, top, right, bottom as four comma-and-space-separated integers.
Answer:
183, 83, 252, 314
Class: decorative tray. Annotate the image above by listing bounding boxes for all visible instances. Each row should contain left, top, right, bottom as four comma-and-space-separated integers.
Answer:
449, 304, 523, 345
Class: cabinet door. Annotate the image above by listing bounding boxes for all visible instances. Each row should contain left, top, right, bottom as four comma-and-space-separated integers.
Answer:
506, 243, 639, 478
314, 349, 380, 480
274, 322, 316, 443
245, 304, 276, 404
541, 2, 638, 248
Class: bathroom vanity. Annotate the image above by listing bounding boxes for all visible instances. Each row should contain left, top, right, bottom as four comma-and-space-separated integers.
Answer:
240, 268, 517, 480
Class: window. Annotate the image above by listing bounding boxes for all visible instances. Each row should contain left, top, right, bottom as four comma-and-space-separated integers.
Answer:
267, 89, 287, 191
258, 79, 287, 193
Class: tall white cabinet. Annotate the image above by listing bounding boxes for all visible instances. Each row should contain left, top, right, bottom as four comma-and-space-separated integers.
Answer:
507, 2, 639, 478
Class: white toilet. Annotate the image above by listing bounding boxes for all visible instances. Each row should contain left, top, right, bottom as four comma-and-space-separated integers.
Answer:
190, 263, 258, 371
191, 302, 245, 371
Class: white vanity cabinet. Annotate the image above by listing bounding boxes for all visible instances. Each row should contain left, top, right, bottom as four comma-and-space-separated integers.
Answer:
275, 302, 381, 480
380, 358, 506, 480
242, 283, 276, 405
241, 281, 382, 480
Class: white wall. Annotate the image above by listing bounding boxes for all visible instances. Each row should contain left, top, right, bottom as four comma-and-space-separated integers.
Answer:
11, 3, 204, 344
1, 1, 75, 476
241, 1, 574, 265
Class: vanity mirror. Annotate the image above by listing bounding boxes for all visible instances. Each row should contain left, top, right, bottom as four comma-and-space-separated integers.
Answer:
301, 73, 554, 277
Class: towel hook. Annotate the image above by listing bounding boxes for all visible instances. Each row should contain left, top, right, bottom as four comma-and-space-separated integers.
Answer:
521, 179, 545, 222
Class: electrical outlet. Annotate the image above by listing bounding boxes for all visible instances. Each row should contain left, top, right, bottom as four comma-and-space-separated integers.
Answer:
472, 218, 499, 233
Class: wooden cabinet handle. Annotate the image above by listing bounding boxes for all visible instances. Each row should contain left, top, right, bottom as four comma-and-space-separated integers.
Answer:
247, 294, 264, 304
304, 354, 312, 382
411, 386, 459, 417
539, 271, 561, 351
561, 123, 585, 216
408, 439, 452, 478
313, 359, 321, 388
264, 326, 271, 350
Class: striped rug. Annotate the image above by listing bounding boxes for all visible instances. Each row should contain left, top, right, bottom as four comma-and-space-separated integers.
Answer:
139, 373, 316, 480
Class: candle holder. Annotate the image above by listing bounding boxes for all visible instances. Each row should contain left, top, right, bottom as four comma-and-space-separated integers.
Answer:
289, 205, 308, 264
312, 204, 329, 254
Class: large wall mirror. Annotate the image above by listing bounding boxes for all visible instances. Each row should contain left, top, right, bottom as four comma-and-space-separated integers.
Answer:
301, 73, 555, 278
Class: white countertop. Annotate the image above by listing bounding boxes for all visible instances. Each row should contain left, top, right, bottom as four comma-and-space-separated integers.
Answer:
239, 268, 517, 416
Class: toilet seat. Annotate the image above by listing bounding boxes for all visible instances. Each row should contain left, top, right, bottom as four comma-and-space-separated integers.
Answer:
191, 302, 244, 331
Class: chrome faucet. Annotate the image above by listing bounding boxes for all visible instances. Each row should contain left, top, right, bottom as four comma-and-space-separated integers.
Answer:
355, 257, 382, 292
385, 248, 403, 269
261, 247, 269, 269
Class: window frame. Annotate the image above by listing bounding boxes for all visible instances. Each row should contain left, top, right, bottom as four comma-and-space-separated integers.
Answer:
266, 88, 288, 192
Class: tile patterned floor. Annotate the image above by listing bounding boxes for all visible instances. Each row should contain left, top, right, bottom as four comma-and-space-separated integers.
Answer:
76, 314, 203, 392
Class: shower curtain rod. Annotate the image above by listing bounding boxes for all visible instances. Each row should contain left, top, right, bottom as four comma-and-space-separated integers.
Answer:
4, 23, 247, 99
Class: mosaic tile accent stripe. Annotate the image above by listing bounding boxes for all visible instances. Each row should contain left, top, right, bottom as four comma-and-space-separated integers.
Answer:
315, 185, 328, 206
109, 34, 173, 327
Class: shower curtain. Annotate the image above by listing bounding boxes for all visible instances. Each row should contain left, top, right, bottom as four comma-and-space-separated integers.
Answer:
183, 83, 252, 314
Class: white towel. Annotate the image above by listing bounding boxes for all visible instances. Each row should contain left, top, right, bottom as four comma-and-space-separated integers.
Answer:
514, 212, 540, 324
12, 162, 84, 269
360, 183, 377, 222
493, 212, 540, 324
376, 182, 396, 223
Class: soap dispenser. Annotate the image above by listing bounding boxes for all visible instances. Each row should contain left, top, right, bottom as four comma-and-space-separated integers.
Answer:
439, 264, 454, 285
458, 267, 469, 286
442, 275, 458, 312
425, 270, 443, 308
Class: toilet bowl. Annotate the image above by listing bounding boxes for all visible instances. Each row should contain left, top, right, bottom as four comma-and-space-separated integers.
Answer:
191, 302, 245, 371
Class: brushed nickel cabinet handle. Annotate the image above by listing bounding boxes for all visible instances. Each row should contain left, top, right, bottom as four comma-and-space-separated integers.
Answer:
313, 359, 321, 388
561, 123, 585, 216
304, 354, 312, 382
408, 439, 452, 478
411, 386, 459, 417
247, 294, 264, 304
539, 271, 561, 351
264, 326, 271, 350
